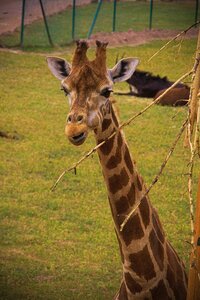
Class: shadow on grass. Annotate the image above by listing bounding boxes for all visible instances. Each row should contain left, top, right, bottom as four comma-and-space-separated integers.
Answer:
0, 258, 120, 300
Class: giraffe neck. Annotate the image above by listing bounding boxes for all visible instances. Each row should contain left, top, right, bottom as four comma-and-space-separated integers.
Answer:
94, 103, 187, 299
95, 105, 153, 238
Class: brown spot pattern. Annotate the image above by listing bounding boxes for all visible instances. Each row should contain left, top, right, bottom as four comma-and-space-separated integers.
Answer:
106, 155, 116, 170
102, 118, 112, 132
150, 280, 171, 300
121, 214, 144, 246
108, 167, 129, 194
117, 132, 123, 148
124, 145, 134, 174
136, 175, 143, 191
111, 106, 119, 127
121, 167, 129, 183
106, 135, 122, 169
118, 281, 128, 300
149, 229, 164, 271
106, 155, 117, 169
129, 245, 156, 281
166, 244, 186, 285
106, 147, 122, 169
124, 272, 142, 294
116, 196, 129, 215
99, 135, 115, 156
127, 184, 136, 206
108, 174, 122, 194
115, 146, 122, 165
152, 211, 165, 243
139, 196, 150, 228
166, 265, 187, 300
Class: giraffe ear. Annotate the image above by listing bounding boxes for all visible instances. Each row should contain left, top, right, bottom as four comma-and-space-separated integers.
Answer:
109, 58, 139, 83
46, 57, 71, 80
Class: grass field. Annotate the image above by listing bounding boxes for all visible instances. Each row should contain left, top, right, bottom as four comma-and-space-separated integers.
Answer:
0, 35, 199, 299
0, 1, 199, 51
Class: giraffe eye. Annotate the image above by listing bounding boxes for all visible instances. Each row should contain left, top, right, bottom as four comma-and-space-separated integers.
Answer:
100, 88, 113, 98
61, 86, 69, 96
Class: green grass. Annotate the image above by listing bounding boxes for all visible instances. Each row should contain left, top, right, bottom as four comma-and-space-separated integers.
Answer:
0, 38, 199, 299
0, 1, 199, 51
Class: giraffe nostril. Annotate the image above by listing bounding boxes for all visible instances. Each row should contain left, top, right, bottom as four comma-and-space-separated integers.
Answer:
77, 115, 83, 123
67, 115, 72, 123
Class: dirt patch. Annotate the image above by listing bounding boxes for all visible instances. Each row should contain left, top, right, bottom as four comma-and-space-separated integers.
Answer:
0, 1, 197, 49
0, 130, 22, 140
0, 0, 92, 35
88, 28, 198, 47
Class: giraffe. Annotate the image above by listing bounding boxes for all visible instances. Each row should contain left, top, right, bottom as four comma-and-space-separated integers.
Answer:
47, 40, 188, 299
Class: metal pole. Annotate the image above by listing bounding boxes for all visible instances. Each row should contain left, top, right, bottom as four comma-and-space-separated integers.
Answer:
38, 0, 53, 46
195, 0, 199, 26
113, 0, 117, 32
149, 0, 153, 30
72, 0, 76, 40
87, 0, 103, 39
20, 0, 26, 47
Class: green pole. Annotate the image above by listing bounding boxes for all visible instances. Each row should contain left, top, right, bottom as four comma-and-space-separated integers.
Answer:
149, 0, 153, 30
20, 0, 26, 47
195, 0, 199, 26
113, 0, 117, 32
72, 0, 76, 40
87, 0, 103, 39
38, 0, 53, 46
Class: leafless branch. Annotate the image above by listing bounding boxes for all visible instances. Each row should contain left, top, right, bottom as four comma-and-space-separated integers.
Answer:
120, 118, 188, 232
185, 29, 200, 246
148, 21, 200, 62
187, 91, 200, 245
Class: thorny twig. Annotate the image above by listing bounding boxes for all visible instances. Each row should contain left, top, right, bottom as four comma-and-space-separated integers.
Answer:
148, 21, 200, 62
186, 35, 200, 245
51, 69, 193, 191
120, 118, 188, 232
187, 91, 200, 244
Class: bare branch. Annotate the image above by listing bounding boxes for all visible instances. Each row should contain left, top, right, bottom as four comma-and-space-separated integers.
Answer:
120, 118, 188, 232
148, 21, 200, 62
185, 29, 200, 247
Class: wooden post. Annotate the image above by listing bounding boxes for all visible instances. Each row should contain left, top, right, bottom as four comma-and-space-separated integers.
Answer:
187, 177, 200, 300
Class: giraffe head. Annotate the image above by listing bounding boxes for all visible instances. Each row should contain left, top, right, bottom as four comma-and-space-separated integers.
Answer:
47, 40, 139, 146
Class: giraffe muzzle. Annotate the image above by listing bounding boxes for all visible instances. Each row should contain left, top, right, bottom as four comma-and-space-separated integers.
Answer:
65, 111, 89, 146
68, 131, 88, 146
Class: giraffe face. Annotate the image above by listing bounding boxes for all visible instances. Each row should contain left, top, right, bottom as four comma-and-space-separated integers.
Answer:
61, 64, 113, 145
47, 41, 139, 146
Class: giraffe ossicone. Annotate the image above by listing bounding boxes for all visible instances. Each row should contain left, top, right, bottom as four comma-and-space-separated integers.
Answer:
47, 40, 187, 299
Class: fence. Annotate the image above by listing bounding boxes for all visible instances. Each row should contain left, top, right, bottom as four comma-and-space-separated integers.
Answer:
0, 0, 199, 48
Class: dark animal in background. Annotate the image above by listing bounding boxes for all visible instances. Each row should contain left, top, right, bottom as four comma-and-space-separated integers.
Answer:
126, 70, 188, 98
154, 86, 190, 106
